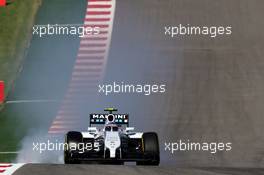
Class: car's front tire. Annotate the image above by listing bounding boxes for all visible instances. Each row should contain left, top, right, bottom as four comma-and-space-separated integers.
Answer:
137, 132, 160, 166
64, 131, 83, 164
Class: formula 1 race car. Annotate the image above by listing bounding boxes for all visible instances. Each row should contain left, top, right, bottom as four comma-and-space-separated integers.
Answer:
64, 108, 160, 165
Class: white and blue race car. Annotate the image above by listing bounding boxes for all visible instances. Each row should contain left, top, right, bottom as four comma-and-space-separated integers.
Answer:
64, 108, 160, 165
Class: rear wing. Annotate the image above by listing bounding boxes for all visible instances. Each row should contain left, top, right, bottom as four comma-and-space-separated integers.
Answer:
89, 114, 129, 126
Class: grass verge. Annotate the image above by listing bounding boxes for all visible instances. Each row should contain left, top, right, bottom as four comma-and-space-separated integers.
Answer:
0, 0, 42, 99
0, 0, 42, 162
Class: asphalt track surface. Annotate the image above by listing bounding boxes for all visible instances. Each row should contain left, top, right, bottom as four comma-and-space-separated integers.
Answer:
3, 0, 264, 174
105, 0, 264, 168
12, 164, 264, 175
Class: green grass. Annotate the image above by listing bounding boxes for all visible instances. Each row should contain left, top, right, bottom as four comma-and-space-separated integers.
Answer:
0, 0, 42, 162
0, 0, 87, 162
0, 0, 41, 96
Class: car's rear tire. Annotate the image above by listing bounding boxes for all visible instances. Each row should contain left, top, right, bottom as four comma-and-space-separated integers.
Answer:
64, 131, 83, 164
137, 132, 160, 166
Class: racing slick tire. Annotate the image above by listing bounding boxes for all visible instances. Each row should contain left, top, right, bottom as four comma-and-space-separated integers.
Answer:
64, 131, 83, 164
137, 132, 160, 166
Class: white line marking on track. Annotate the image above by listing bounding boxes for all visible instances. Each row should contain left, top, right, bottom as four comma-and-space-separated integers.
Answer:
6, 100, 59, 104
0, 164, 24, 175
0, 152, 20, 154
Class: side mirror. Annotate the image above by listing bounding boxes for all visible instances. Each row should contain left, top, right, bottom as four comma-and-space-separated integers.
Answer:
126, 127, 135, 132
